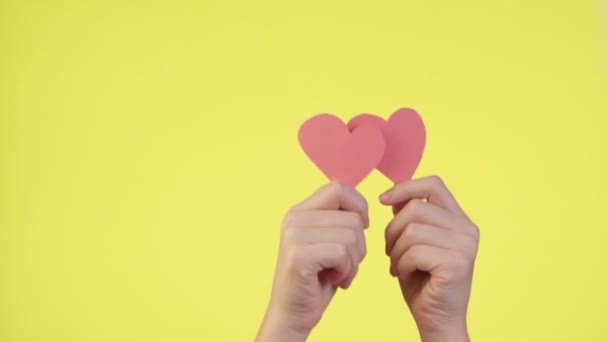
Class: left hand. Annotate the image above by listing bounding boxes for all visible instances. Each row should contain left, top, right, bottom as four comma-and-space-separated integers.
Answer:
379, 176, 480, 342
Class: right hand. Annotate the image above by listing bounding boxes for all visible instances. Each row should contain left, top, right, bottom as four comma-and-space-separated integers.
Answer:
256, 182, 370, 342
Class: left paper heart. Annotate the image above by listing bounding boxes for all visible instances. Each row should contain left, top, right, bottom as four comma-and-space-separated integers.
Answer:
298, 114, 385, 187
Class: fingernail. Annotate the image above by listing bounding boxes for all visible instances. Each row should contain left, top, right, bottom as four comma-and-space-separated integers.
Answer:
379, 189, 393, 202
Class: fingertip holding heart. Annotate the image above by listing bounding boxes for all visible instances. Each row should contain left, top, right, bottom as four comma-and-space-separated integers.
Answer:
298, 108, 426, 187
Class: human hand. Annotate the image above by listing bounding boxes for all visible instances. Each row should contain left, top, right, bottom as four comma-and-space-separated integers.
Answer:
256, 182, 369, 342
380, 176, 479, 342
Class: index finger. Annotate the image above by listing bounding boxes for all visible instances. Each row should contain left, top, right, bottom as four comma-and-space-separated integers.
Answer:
292, 182, 369, 227
379, 175, 466, 217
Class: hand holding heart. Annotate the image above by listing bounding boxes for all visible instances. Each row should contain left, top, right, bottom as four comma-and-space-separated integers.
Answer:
257, 110, 479, 342
256, 182, 370, 342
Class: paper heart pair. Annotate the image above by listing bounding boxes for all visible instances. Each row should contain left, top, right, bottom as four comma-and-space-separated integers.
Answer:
298, 108, 426, 187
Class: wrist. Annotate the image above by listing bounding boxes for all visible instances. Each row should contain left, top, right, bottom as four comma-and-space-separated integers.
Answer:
419, 321, 469, 342
256, 308, 310, 342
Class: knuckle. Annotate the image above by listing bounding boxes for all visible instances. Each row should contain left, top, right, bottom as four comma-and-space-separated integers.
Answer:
343, 229, 358, 247
459, 220, 480, 241
281, 224, 298, 242
359, 196, 369, 214
361, 242, 367, 260
396, 250, 414, 273
403, 224, 417, 241
346, 212, 364, 228
336, 244, 349, 259
385, 225, 400, 253
281, 209, 299, 228
397, 250, 409, 265
459, 236, 478, 258
450, 252, 472, 273
405, 198, 424, 214
385, 223, 396, 242
408, 244, 423, 259
395, 261, 404, 275
393, 251, 402, 265
463, 233, 479, 249
285, 245, 304, 268
439, 259, 466, 281
429, 175, 445, 190
469, 223, 481, 240
351, 262, 359, 277
286, 246, 314, 279
467, 225, 480, 248
407, 222, 424, 238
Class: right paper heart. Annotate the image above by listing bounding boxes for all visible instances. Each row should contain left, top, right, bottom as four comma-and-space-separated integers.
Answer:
347, 108, 426, 183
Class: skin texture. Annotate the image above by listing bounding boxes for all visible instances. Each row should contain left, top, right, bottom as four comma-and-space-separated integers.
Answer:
256, 176, 479, 342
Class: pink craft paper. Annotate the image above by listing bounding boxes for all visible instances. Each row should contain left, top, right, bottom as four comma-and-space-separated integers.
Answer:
347, 108, 426, 183
298, 114, 385, 187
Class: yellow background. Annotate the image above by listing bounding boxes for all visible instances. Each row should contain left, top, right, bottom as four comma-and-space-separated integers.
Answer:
1, 1, 607, 341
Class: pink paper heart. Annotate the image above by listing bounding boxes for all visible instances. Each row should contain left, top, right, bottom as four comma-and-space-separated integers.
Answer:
298, 114, 385, 187
348, 108, 426, 183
